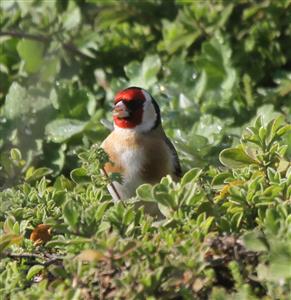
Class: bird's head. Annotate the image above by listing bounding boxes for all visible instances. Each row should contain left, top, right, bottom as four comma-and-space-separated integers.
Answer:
113, 87, 161, 132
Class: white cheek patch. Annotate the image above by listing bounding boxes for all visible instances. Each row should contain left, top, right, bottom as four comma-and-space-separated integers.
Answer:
135, 90, 157, 133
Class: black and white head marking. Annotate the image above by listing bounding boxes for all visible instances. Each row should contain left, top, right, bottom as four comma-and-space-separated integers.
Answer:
136, 89, 161, 132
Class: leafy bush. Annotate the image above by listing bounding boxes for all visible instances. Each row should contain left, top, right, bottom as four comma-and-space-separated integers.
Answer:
0, 0, 291, 299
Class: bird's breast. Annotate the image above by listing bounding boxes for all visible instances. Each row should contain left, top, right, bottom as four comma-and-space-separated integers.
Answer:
102, 130, 144, 176
101, 129, 174, 198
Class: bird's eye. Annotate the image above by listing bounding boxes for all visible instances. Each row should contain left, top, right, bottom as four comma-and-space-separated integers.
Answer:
124, 99, 144, 110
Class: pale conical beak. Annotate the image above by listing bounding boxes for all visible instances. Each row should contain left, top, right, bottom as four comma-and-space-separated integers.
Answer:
113, 101, 130, 119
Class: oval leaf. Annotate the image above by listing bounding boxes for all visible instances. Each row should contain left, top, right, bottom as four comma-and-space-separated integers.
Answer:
17, 40, 44, 73
10, 148, 22, 161
70, 168, 90, 184
63, 201, 79, 229
181, 168, 202, 186
45, 119, 87, 143
26, 265, 44, 280
25, 167, 52, 183
243, 231, 268, 252
219, 147, 258, 168
136, 184, 153, 202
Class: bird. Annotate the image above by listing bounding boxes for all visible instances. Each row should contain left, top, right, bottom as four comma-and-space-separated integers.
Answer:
101, 86, 181, 202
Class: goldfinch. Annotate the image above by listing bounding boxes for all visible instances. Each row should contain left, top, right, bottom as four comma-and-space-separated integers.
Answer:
101, 87, 181, 201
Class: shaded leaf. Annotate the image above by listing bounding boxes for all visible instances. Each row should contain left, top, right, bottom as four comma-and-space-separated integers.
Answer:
63, 201, 79, 229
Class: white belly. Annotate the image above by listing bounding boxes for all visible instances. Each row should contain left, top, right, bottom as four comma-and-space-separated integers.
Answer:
108, 148, 145, 201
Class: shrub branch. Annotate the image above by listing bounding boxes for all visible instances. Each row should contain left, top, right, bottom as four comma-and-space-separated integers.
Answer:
0, 30, 90, 59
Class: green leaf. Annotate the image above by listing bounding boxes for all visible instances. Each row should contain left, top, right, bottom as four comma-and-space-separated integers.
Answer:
157, 204, 172, 219
41, 58, 60, 81
10, 148, 22, 161
26, 265, 44, 280
4, 82, 53, 122
264, 208, 280, 235
45, 119, 87, 143
63, 200, 79, 229
63, 6, 81, 30
143, 55, 161, 84
277, 124, 291, 137
0, 235, 13, 252
159, 20, 198, 54
17, 39, 44, 73
181, 168, 202, 186
271, 116, 284, 138
269, 255, 291, 279
153, 185, 175, 209
255, 105, 282, 126
259, 127, 266, 141
4, 82, 28, 119
3, 216, 15, 233
243, 231, 268, 252
125, 55, 161, 89
136, 184, 153, 202
254, 116, 262, 129
0, 234, 23, 252
25, 167, 52, 183
211, 172, 232, 186
193, 115, 224, 145
195, 37, 237, 98
95, 201, 111, 221
219, 147, 258, 168
70, 168, 90, 184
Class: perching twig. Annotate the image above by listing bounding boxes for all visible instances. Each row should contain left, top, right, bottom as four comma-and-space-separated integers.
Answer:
101, 167, 125, 207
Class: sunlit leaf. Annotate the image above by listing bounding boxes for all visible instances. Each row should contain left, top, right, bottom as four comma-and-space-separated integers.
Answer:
17, 40, 44, 73
219, 147, 258, 168
45, 119, 87, 143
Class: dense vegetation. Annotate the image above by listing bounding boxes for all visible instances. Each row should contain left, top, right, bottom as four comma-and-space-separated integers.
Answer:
0, 0, 291, 299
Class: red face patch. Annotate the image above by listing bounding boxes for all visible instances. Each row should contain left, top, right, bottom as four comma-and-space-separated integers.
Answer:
113, 88, 146, 129
114, 88, 145, 104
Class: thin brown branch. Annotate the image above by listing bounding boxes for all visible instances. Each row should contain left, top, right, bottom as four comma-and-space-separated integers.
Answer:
0, 30, 91, 59
101, 167, 125, 206
0, 30, 50, 42
5, 252, 64, 267
6, 253, 44, 260
43, 257, 63, 267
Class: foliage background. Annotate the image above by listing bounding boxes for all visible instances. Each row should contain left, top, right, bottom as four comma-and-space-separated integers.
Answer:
0, 0, 290, 299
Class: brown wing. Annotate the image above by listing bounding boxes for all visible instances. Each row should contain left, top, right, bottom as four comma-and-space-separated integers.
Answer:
164, 136, 182, 178
141, 137, 173, 184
